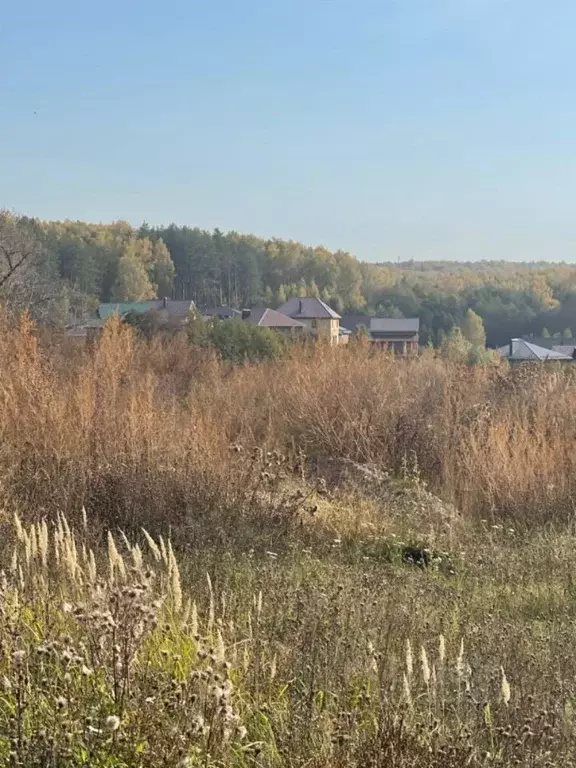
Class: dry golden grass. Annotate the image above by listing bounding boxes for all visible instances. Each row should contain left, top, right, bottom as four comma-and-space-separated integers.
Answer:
1, 311, 576, 531
2, 312, 576, 765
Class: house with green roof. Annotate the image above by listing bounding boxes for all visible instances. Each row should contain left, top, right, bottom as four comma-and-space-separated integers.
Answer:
98, 298, 195, 322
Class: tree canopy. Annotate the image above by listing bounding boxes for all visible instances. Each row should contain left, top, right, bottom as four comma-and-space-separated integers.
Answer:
5, 214, 576, 346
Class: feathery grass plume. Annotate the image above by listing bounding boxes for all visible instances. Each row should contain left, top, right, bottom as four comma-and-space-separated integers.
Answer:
38, 520, 48, 569
81, 505, 88, 532
119, 529, 132, 552
405, 639, 414, 681
421, 645, 431, 686
439, 634, 446, 665
270, 654, 277, 682
158, 535, 169, 566
142, 528, 161, 561
190, 601, 198, 637
54, 526, 61, 567
60, 512, 72, 541
56, 513, 65, 546
501, 666, 511, 706
13, 513, 23, 543
465, 663, 473, 693
10, 547, 18, 574
169, 545, 183, 612
368, 640, 378, 673
256, 590, 263, 621
207, 573, 215, 633
87, 549, 97, 584
216, 630, 226, 663
131, 543, 143, 572
456, 638, 465, 680
29, 525, 38, 562
107, 531, 126, 583
64, 532, 78, 581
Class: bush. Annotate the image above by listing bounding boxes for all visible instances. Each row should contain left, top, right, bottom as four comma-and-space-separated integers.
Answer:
189, 317, 288, 363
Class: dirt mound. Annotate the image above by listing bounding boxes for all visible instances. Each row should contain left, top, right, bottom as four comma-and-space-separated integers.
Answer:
307, 456, 462, 537
307, 456, 390, 489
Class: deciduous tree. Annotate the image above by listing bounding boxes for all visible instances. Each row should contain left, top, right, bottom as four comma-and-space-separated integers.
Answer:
112, 253, 156, 302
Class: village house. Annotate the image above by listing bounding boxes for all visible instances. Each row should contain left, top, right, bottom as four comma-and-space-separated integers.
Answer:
521, 335, 576, 359
68, 298, 196, 340
341, 315, 420, 354
497, 338, 573, 362
98, 298, 195, 323
276, 297, 341, 345
74, 296, 344, 346
242, 307, 306, 334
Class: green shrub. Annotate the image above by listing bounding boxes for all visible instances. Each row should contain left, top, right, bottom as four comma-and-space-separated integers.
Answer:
189, 317, 288, 363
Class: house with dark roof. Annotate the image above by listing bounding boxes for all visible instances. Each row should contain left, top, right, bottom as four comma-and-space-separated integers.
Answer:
243, 307, 306, 333
497, 338, 573, 362
340, 315, 372, 334
340, 315, 420, 354
369, 318, 420, 354
277, 297, 341, 345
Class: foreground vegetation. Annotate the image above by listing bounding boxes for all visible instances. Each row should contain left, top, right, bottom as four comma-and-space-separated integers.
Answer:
2, 313, 576, 765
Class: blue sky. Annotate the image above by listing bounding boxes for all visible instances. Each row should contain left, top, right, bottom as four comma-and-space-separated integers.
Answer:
2, 0, 576, 261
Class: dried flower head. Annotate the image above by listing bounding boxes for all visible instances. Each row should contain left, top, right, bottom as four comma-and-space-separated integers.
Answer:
105, 715, 121, 732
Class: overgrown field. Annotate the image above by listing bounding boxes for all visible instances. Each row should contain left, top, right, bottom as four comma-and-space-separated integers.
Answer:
1, 313, 576, 766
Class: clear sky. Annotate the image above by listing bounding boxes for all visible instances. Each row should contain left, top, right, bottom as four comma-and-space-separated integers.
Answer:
2, 0, 576, 261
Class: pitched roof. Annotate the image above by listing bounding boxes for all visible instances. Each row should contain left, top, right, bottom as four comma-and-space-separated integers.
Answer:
99, 301, 158, 319
99, 300, 195, 320
340, 315, 371, 333
277, 297, 341, 320
552, 345, 576, 357
244, 307, 305, 328
498, 339, 573, 361
163, 300, 195, 317
370, 318, 420, 333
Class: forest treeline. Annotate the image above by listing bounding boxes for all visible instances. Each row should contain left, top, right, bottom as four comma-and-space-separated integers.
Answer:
4, 213, 576, 346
